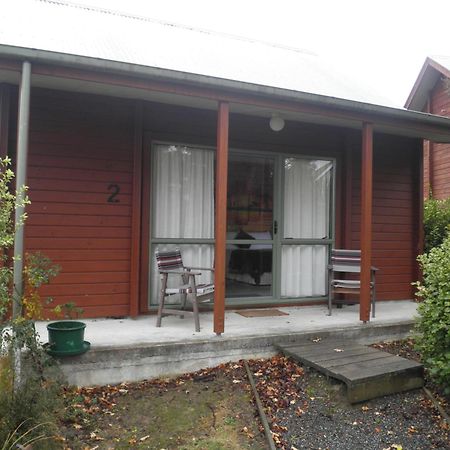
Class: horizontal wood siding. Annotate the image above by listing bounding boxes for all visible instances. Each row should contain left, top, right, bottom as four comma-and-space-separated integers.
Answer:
25, 89, 134, 318
430, 78, 450, 199
350, 134, 418, 300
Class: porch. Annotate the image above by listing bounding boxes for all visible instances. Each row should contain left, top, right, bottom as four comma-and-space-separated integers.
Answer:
34, 300, 418, 386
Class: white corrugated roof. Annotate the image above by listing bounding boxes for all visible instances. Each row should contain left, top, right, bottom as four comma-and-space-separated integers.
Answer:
0, 0, 394, 107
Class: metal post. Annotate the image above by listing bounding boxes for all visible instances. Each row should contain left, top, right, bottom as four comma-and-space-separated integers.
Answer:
12, 61, 31, 319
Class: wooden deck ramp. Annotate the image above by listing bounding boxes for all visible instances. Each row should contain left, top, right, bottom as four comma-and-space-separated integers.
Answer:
276, 340, 424, 403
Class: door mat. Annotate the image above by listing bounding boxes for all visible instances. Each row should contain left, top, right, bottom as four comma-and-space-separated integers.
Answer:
236, 309, 289, 318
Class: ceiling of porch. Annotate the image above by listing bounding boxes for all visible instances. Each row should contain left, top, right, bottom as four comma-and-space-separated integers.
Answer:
2, 66, 450, 143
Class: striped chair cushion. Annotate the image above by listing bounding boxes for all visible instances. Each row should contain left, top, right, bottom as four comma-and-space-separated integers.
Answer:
156, 248, 184, 271
332, 280, 374, 288
166, 283, 215, 295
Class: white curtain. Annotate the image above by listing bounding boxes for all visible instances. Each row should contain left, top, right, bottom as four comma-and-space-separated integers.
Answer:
281, 158, 332, 297
151, 144, 215, 304
153, 144, 214, 239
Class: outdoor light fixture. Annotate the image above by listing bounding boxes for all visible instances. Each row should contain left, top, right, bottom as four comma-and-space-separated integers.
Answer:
269, 114, 285, 132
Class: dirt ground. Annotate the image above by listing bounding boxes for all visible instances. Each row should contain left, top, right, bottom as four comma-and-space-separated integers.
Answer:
59, 366, 267, 450
57, 339, 449, 450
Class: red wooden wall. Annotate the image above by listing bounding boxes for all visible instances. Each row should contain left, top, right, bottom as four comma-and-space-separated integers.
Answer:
5, 88, 421, 317
425, 78, 450, 199
348, 135, 420, 300
25, 89, 135, 317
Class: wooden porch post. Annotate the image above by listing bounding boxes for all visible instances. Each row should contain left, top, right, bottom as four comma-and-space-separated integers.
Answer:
214, 101, 229, 335
360, 122, 373, 322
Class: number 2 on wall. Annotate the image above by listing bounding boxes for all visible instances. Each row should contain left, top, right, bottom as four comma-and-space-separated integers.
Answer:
107, 184, 120, 203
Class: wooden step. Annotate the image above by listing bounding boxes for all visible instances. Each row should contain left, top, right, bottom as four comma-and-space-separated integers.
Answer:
276, 339, 424, 403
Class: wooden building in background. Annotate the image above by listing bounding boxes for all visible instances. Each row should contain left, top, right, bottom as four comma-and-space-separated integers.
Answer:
406, 56, 450, 199
2, 1, 450, 332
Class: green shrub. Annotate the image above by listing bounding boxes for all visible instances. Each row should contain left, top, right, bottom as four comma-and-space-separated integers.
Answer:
423, 197, 450, 252
0, 156, 63, 448
414, 235, 450, 393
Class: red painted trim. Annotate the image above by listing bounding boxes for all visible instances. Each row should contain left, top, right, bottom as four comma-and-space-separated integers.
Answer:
129, 101, 143, 317
213, 101, 229, 334
360, 123, 373, 322
139, 132, 152, 313
0, 84, 11, 158
0, 59, 22, 72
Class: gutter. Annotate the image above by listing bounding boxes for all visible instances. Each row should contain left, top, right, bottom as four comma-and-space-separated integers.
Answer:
1, 44, 450, 131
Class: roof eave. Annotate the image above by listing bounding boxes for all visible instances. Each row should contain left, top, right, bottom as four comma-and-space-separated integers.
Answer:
2, 44, 450, 141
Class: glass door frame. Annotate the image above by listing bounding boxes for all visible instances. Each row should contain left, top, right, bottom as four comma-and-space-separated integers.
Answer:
148, 140, 336, 307
226, 150, 336, 305
276, 153, 336, 302
225, 150, 278, 303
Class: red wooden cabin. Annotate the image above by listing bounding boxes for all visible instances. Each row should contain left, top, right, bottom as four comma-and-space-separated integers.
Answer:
406, 56, 450, 199
2, 1, 450, 334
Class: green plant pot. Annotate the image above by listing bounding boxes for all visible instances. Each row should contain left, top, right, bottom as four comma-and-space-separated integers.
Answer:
46, 321, 89, 357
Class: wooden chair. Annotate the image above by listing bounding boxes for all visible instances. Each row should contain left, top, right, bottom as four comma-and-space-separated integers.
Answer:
328, 249, 377, 318
155, 248, 214, 332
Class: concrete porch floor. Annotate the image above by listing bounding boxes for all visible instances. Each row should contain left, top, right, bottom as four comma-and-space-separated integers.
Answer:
35, 300, 419, 386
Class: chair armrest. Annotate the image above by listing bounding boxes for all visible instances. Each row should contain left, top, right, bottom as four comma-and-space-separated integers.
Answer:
186, 266, 215, 272
160, 270, 202, 276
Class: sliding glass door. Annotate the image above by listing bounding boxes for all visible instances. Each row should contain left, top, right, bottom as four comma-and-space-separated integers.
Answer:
149, 142, 334, 306
226, 154, 274, 299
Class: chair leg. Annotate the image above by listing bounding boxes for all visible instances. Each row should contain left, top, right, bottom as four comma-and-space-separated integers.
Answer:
327, 271, 333, 316
181, 273, 188, 312
188, 275, 200, 332
371, 272, 376, 318
192, 295, 200, 332
156, 274, 167, 327
371, 286, 376, 318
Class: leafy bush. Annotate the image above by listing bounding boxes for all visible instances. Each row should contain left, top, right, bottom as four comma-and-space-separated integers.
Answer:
423, 197, 450, 252
414, 235, 450, 393
0, 156, 62, 447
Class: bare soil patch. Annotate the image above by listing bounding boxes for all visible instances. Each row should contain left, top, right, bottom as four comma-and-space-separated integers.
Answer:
60, 365, 267, 449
